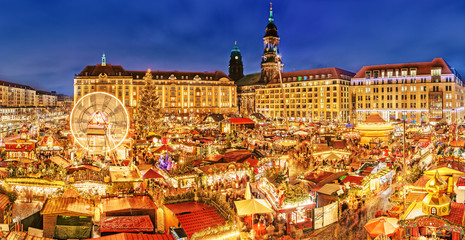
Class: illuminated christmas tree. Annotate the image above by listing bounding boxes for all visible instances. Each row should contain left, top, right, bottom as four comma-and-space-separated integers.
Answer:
135, 69, 161, 139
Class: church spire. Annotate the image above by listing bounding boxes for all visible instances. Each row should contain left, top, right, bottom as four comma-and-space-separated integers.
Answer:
269, 2, 274, 23
101, 52, 106, 66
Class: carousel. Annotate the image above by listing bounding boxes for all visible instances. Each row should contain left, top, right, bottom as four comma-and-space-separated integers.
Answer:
400, 170, 465, 240
356, 111, 393, 145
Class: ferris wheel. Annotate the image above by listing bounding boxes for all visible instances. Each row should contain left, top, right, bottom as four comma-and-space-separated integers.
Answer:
70, 92, 129, 154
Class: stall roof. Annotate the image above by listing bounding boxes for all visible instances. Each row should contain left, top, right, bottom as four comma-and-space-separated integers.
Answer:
227, 118, 255, 124
316, 184, 343, 195
109, 166, 142, 182
102, 196, 157, 212
143, 169, 164, 179
85, 233, 174, 240
341, 175, 365, 185
165, 201, 225, 238
41, 197, 94, 216
100, 216, 153, 232
49, 156, 71, 168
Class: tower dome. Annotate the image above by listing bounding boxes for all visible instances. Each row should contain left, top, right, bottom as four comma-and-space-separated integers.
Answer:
422, 170, 451, 216
265, 22, 278, 37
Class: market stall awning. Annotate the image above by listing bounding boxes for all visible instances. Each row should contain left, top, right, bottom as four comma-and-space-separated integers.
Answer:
234, 199, 273, 216
364, 217, 399, 237
100, 216, 153, 232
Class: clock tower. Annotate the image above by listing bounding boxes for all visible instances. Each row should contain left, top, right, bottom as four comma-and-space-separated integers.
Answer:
261, 2, 282, 83
228, 41, 244, 82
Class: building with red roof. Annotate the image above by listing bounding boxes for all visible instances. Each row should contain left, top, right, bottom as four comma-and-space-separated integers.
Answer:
352, 58, 464, 124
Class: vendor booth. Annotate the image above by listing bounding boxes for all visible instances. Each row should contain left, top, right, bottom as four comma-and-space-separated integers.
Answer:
256, 178, 316, 234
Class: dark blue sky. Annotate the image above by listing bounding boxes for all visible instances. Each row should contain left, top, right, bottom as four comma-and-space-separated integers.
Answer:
0, 0, 464, 96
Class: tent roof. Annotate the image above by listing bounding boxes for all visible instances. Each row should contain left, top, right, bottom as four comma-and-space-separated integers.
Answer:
234, 198, 273, 216
100, 216, 154, 232
143, 169, 164, 179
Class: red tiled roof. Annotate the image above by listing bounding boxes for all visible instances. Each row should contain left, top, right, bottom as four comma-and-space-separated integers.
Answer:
414, 175, 431, 188
457, 177, 465, 187
0, 194, 10, 210
353, 58, 453, 78
228, 118, 255, 124
341, 175, 365, 185
269, 67, 355, 84
165, 202, 226, 238
443, 202, 465, 226
85, 233, 174, 240
102, 196, 157, 212
100, 216, 154, 232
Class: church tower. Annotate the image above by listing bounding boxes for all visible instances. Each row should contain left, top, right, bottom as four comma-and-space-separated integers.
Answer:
261, 2, 282, 83
228, 41, 244, 82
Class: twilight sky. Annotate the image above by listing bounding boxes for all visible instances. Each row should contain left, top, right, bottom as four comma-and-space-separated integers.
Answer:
0, 0, 464, 96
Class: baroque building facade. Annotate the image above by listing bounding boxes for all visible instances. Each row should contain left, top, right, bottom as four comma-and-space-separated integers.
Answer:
351, 58, 464, 124
74, 55, 237, 117
255, 68, 353, 122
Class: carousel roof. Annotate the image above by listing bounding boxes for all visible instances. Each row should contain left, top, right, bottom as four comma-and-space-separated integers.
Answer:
364, 111, 386, 123
403, 201, 465, 226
